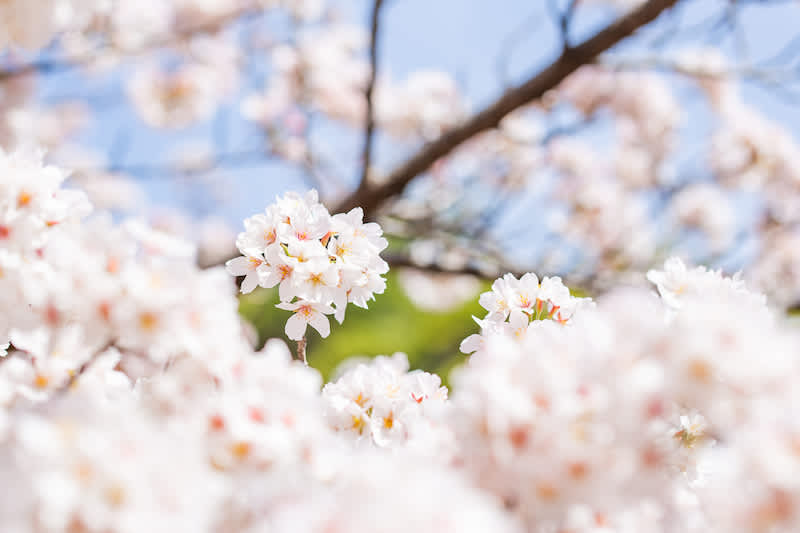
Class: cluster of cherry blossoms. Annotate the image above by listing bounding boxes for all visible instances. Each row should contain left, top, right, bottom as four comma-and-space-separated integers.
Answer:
2, 144, 800, 532
0, 148, 254, 405
448, 258, 800, 532
460, 272, 592, 355
0, 148, 508, 533
226, 190, 389, 341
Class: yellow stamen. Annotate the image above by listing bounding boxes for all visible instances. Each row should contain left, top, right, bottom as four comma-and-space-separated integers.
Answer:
231, 441, 251, 459
139, 312, 158, 332
104, 485, 126, 508
17, 191, 32, 207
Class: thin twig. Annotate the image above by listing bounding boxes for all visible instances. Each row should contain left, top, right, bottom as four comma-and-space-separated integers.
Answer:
549, 0, 578, 51
358, 0, 386, 191
495, 7, 548, 87
296, 336, 307, 365
601, 54, 797, 86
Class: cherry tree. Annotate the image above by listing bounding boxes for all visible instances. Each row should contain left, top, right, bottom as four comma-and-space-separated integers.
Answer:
1, 0, 800, 532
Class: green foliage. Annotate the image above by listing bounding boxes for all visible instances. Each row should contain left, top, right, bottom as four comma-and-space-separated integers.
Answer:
237, 272, 489, 385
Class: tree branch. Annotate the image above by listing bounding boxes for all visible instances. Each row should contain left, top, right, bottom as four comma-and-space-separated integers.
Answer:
334, 0, 679, 216
358, 0, 385, 190
549, 0, 578, 50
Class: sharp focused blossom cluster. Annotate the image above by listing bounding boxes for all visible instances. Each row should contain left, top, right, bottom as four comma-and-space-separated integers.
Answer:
226, 190, 389, 340
460, 272, 593, 354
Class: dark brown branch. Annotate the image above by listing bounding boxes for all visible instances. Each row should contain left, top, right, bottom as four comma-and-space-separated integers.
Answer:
296, 336, 307, 365
334, 0, 679, 216
358, 0, 385, 191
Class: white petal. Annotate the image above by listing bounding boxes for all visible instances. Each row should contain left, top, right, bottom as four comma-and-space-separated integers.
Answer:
334, 304, 346, 324
240, 272, 259, 294
308, 312, 330, 338
284, 313, 308, 341
347, 207, 364, 222
257, 267, 279, 288
278, 280, 296, 302
460, 334, 482, 354
276, 301, 299, 312
225, 256, 251, 276
478, 291, 497, 312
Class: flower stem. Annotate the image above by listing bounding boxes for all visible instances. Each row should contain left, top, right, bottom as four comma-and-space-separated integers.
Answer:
296, 336, 307, 365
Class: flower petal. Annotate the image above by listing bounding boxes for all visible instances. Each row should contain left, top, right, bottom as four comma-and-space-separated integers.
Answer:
285, 313, 307, 341
308, 312, 330, 338
225, 256, 252, 276
240, 272, 258, 294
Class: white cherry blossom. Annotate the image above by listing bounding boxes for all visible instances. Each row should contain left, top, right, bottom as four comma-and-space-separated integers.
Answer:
227, 190, 388, 340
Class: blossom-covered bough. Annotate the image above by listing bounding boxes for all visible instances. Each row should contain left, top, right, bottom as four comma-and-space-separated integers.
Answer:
3, 0, 800, 309
0, 146, 800, 531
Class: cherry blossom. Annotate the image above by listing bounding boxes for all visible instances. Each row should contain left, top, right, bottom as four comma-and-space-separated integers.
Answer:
460, 271, 593, 354
227, 190, 389, 340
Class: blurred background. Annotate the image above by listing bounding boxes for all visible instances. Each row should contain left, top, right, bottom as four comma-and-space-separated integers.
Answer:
5, 0, 800, 380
